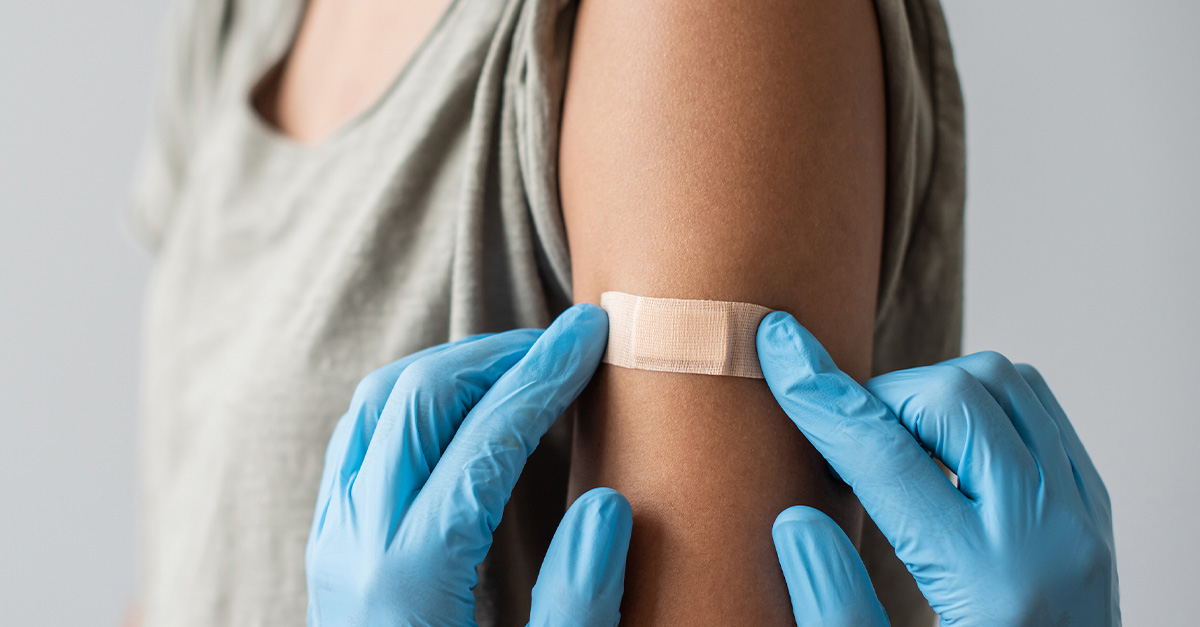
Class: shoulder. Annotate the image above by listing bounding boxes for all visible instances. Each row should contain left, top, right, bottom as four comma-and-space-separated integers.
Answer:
566, 0, 881, 62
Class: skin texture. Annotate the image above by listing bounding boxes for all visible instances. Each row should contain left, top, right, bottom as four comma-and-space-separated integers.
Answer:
559, 0, 887, 624
253, 0, 454, 144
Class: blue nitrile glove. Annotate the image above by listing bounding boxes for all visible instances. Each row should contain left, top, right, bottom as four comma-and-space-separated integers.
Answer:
771, 505, 893, 627
305, 304, 633, 627
757, 312, 1120, 627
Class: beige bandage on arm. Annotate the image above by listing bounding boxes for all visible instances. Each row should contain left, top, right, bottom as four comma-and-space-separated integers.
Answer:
599, 291, 773, 378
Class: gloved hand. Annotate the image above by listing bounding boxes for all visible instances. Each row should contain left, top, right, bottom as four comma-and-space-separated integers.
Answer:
757, 312, 1120, 626
305, 304, 632, 627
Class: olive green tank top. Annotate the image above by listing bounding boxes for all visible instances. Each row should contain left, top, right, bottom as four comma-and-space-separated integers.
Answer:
126, 0, 965, 624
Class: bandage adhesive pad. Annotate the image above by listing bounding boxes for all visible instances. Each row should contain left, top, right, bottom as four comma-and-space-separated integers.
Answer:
598, 291, 773, 379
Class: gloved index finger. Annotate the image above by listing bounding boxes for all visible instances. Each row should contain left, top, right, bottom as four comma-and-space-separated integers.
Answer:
756, 312, 971, 552
402, 303, 609, 577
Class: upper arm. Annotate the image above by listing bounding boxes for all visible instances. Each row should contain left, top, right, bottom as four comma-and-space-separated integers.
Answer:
560, 0, 886, 379
559, 0, 888, 623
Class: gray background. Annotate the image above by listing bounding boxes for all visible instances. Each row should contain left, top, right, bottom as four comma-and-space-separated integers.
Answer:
0, 0, 1194, 624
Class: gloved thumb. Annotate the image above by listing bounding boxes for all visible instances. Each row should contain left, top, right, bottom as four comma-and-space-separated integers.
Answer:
773, 506, 890, 627
528, 488, 633, 627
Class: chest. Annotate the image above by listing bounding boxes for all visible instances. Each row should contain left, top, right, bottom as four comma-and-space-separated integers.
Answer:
253, 0, 457, 144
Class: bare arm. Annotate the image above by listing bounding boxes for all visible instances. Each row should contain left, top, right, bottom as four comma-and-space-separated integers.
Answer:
559, 0, 887, 623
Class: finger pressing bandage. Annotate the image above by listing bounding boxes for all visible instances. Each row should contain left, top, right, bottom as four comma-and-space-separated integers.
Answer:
599, 291, 773, 379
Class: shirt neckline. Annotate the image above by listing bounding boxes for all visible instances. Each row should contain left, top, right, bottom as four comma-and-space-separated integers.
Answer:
237, 0, 467, 155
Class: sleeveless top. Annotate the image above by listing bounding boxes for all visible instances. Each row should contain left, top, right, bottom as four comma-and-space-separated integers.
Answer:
126, 0, 965, 625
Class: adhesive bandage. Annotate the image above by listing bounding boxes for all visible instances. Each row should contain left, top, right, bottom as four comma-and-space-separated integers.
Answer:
598, 291, 773, 379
